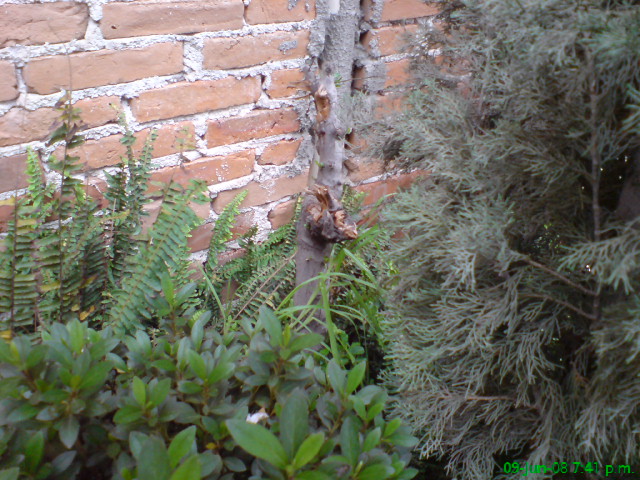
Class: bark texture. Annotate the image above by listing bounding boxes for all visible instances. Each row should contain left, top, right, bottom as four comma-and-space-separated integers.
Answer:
294, 0, 361, 333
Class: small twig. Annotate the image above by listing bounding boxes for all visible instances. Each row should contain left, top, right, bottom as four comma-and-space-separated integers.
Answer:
521, 257, 597, 296
521, 293, 598, 322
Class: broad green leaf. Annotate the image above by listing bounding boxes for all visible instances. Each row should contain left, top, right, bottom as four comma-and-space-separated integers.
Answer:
169, 455, 201, 480
188, 351, 207, 380
68, 319, 84, 354
149, 378, 172, 408
226, 420, 288, 469
362, 427, 381, 452
383, 418, 402, 438
292, 433, 325, 470
339, 417, 360, 467
78, 363, 112, 392
358, 463, 394, 480
258, 307, 282, 347
366, 402, 385, 421
132, 377, 146, 406
8, 403, 38, 422
288, 333, 323, 353
346, 361, 366, 395
168, 426, 196, 469
129, 432, 147, 459
137, 436, 171, 480
0, 468, 19, 480
327, 360, 346, 395
280, 390, 309, 458
59, 416, 80, 449
114, 405, 143, 424
25, 431, 45, 473
208, 362, 234, 384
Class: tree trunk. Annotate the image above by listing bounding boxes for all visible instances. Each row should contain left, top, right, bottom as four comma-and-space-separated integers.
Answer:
294, 0, 360, 333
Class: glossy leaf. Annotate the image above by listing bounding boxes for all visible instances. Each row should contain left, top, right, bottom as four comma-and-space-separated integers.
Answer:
226, 420, 288, 469
168, 426, 196, 469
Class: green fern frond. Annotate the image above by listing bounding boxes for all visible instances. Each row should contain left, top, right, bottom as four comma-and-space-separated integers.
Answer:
205, 190, 248, 274
108, 180, 207, 335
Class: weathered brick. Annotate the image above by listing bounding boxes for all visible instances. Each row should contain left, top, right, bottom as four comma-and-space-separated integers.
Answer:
203, 30, 309, 70
23, 43, 183, 95
0, 61, 18, 102
71, 122, 195, 171
347, 156, 385, 183
142, 198, 209, 234
355, 171, 427, 205
213, 169, 308, 213
362, 24, 417, 57
363, 0, 440, 22
0, 96, 121, 148
187, 210, 254, 252
384, 59, 412, 88
0, 197, 23, 233
0, 153, 28, 194
268, 198, 296, 228
148, 150, 254, 192
246, 0, 315, 25
258, 139, 301, 166
131, 77, 261, 123
102, 0, 243, 39
267, 68, 309, 98
206, 108, 300, 147
0, 3, 88, 48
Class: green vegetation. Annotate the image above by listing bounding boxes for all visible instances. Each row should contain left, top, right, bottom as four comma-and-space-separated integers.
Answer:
368, 0, 640, 478
0, 92, 413, 479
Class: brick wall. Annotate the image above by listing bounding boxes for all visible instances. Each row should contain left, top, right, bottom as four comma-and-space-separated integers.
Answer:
0, 0, 440, 257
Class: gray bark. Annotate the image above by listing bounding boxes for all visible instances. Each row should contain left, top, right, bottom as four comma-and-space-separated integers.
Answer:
294, 0, 361, 333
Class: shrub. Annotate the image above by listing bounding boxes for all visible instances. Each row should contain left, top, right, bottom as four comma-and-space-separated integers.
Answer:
0, 285, 416, 479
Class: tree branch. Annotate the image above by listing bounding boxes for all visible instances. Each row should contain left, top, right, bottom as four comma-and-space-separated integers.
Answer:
521, 257, 597, 296
521, 293, 598, 322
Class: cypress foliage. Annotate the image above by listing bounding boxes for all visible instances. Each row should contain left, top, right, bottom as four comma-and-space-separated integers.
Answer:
375, 1, 640, 478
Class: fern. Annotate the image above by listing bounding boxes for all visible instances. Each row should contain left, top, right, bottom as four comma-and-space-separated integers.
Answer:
205, 191, 247, 275
108, 180, 208, 335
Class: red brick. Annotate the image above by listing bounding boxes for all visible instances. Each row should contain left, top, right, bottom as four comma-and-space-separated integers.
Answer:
203, 30, 309, 70
102, 0, 243, 39
347, 157, 385, 183
0, 61, 18, 102
0, 3, 88, 48
23, 43, 183, 95
355, 171, 427, 205
71, 122, 195, 171
187, 210, 254, 252
231, 211, 255, 238
246, 0, 315, 24
0, 153, 29, 193
384, 59, 412, 89
374, 92, 404, 116
363, 0, 440, 22
267, 68, 309, 98
268, 198, 296, 228
213, 169, 308, 213
131, 77, 261, 123
206, 108, 300, 147
148, 150, 254, 192
0, 97, 121, 148
258, 139, 301, 166
362, 24, 418, 57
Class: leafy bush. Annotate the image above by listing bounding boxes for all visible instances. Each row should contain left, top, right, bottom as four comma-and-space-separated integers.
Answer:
0, 290, 416, 479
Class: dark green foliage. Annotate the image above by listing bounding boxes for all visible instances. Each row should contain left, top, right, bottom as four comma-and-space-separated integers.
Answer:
0, 296, 417, 479
202, 198, 300, 325
370, 1, 640, 479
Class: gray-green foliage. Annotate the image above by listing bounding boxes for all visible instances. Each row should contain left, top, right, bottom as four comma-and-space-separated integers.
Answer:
370, 1, 640, 478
